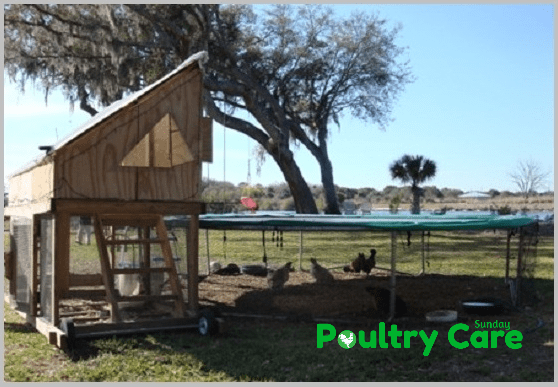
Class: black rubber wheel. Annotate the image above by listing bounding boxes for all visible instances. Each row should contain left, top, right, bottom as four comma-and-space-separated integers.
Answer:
60, 318, 76, 351
240, 264, 268, 276
198, 309, 218, 336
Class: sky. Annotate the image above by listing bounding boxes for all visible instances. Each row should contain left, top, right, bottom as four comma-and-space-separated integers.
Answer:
3, 4, 554, 194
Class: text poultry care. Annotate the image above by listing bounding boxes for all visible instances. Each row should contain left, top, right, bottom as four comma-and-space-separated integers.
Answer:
316, 321, 522, 356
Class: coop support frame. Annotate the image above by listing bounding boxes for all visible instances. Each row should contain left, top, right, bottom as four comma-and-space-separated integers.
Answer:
5, 199, 206, 348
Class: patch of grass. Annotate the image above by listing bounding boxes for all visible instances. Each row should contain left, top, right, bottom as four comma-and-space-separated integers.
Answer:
4, 304, 71, 382
4, 227, 554, 382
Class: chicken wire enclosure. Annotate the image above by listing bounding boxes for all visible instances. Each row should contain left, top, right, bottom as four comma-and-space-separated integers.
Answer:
110, 225, 187, 299
12, 217, 33, 314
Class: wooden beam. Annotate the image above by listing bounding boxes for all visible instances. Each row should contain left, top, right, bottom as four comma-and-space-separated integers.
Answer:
4, 201, 52, 218
141, 226, 151, 298
52, 199, 205, 216
104, 238, 165, 245
116, 294, 178, 302
4, 251, 14, 281
8, 225, 16, 296
54, 213, 71, 326
31, 215, 40, 317
69, 273, 104, 287
111, 267, 171, 275
155, 216, 185, 317
35, 317, 68, 350
187, 214, 199, 314
93, 216, 121, 322
61, 289, 107, 300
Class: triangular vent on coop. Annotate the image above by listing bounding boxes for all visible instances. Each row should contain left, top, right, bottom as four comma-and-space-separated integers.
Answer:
121, 113, 195, 168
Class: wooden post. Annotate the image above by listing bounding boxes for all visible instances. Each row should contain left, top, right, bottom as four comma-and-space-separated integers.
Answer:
187, 214, 199, 315
142, 226, 151, 295
389, 231, 397, 321
8, 220, 16, 297
31, 215, 40, 317
110, 226, 116, 268
54, 212, 71, 326
155, 216, 184, 317
93, 216, 121, 323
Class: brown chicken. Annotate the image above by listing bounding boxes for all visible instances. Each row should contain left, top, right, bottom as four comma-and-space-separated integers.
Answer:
365, 286, 407, 317
344, 252, 366, 273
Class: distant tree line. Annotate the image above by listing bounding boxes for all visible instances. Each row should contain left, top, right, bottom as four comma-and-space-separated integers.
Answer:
200, 179, 551, 213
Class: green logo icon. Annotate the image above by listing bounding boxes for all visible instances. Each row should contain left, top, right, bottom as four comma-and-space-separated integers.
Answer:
338, 330, 356, 349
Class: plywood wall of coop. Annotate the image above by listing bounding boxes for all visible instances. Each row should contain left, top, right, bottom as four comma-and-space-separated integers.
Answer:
7, 163, 54, 216
54, 68, 212, 202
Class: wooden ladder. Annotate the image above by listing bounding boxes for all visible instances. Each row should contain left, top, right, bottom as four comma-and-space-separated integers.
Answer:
93, 214, 185, 323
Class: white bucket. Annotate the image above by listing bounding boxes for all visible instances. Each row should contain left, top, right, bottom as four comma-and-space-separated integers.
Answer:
116, 262, 141, 297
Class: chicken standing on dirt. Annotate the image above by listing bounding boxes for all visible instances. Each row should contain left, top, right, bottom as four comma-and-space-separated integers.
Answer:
362, 249, 377, 275
343, 252, 366, 273
267, 262, 292, 291
365, 286, 407, 317
310, 258, 334, 284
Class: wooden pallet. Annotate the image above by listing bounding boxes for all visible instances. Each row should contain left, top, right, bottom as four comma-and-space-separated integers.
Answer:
93, 214, 185, 323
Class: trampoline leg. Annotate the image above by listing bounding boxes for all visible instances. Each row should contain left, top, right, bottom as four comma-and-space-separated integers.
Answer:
299, 231, 303, 271
420, 231, 426, 275
389, 231, 397, 321
514, 227, 525, 307
505, 230, 511, 284
205, 229, 210, 275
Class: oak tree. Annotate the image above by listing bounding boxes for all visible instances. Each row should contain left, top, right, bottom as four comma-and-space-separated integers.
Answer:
5, 4, 412, 213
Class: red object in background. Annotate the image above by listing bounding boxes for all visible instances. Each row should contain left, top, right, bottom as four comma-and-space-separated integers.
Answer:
241, 197, 258, 211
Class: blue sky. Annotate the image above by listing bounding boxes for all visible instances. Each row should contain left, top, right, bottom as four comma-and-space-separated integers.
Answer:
3, 4, 554, 193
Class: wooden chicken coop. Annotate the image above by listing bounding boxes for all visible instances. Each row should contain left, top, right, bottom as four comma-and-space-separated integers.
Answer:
4, 52, 218, 348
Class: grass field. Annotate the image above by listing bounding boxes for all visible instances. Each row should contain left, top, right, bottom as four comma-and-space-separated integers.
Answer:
4, 226, 554, 382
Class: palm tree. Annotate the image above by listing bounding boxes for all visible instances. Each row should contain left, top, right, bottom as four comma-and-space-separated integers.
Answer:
389, 155, 437, 214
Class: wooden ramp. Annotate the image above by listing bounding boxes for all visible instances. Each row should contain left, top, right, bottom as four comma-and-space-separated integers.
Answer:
93, 214, 185, 323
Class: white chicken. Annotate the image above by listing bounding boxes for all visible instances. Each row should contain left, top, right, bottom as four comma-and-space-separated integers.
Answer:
310, 258, 334, 284
267, 262, 292, 291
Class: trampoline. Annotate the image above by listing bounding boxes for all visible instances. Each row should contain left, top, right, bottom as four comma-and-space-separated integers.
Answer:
169, 213, 538, 320
196, 213, 536, 232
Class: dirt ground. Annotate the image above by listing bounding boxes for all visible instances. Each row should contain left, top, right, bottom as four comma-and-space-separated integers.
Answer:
198, 269, 513, 321
50, 268, 515, 327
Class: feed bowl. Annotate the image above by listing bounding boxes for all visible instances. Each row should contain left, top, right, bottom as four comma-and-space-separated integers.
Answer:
461, 298, 505, 315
